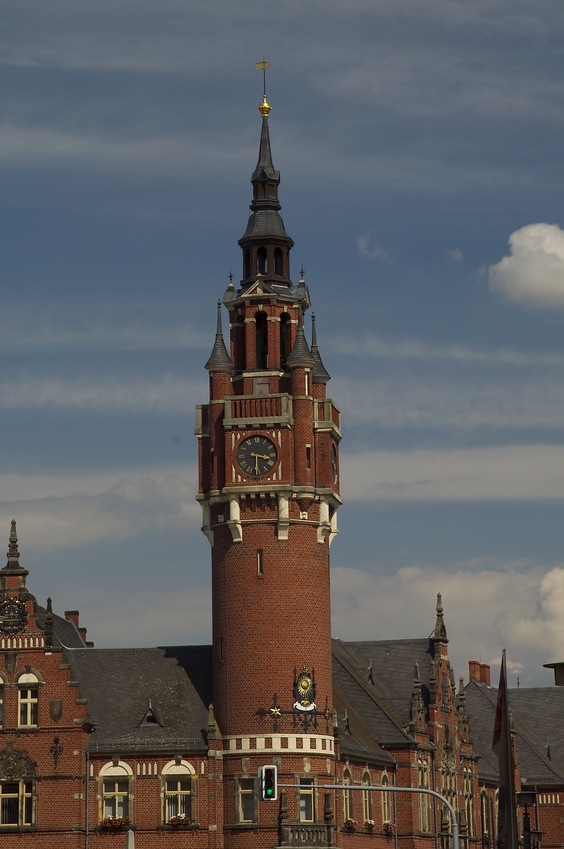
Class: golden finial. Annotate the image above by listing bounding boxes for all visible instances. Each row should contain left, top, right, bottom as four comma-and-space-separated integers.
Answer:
258, 94, 271, 119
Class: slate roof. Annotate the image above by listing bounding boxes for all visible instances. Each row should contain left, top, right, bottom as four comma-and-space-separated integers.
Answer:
35, 605, 87, 649
335, 638, 436, 730
66, 645, 212, 755
465, 680, 564, 786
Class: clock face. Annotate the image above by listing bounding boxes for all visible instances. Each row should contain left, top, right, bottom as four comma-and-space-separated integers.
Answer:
237, 435, 278, 478
0, 598, 27, 635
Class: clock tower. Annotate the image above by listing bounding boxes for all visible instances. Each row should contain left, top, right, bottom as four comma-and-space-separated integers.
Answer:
195, 94, 342, 838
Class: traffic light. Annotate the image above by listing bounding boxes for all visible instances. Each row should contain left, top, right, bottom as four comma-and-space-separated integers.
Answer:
259, 764, 277, 801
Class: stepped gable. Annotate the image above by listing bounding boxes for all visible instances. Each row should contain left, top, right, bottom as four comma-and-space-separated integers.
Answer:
465, 678, 564, 785
66, 645, 212, 753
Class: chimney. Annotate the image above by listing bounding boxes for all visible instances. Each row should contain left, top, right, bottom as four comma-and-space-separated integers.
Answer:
468, 660, 481, 682
479, 663, 491, 686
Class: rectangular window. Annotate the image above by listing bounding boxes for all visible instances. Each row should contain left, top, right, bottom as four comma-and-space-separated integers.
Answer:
0, 781, 33, 826
0, 686, 3, 728
165, 777, 192, 822
257, 549, 264, 576
238, 777, 256, 823
18, 689, 38, 727
306, 445, 311, 470
103, 780, 129, 819
299, 778, 315, 823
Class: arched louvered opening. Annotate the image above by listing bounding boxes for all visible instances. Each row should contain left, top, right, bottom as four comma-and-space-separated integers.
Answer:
244, 250, 251, 280
257, 247, 267, 275
274, 247, 283, 276
280, 312, 291, 370
255, 311, 268, 368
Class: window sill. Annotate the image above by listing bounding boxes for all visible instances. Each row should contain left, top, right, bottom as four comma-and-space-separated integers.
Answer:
158, 823, 199, 831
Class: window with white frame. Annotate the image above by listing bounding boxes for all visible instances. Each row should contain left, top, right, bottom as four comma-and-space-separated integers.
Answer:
162, 760, 195, 824
343, 769, 353, 823
0, 780, 33, 826
17, 673, 39, 727
362, 771, 372, 824
99, 762, 132, 823
299, 778, 315, 823
381, 773, 391, 825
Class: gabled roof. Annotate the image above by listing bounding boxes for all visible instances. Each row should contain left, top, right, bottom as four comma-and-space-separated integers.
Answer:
66, 645, 212, 754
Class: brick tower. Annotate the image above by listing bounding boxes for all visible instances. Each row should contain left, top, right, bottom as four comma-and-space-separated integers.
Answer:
195, 94, 342, 840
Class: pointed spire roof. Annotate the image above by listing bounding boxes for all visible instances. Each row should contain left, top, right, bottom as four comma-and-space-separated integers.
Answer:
286, 310, 315, 368
432, 592, 448, 644
2, 519, 28, 577
205, 301, 234, 373
238, 95, 294, 286
310, 313, 331, 383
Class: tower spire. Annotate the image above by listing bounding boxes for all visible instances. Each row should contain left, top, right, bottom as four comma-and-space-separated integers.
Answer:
238, 92, 294, 288
3, 519, 27, 576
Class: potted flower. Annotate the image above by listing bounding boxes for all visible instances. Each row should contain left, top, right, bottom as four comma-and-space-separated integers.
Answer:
101, 816, 131, 831
383, 820, 397, 836
364, 819, 375, 832
344, 818, 357, 832
168, 813, 190, 828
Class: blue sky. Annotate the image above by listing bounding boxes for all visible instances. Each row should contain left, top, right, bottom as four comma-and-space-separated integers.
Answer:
2, 0, 564, 687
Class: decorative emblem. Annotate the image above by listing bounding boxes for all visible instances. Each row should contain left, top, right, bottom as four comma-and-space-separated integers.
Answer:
0, 598, 27, 635
294, 666, 316, 712
257, 667, 329, 733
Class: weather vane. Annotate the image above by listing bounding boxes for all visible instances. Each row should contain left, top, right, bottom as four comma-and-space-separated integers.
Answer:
255, 56, 273, 99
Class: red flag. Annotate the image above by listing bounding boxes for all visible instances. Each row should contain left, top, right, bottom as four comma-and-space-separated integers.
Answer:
492, 651, 518, 849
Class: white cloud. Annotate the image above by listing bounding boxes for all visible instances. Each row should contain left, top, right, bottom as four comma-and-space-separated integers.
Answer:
331, 333, 564, 368
489, 223, 564, 308
356, 231, 391, 261
0, 374, 204, 414
1, 466, 201, 551
331, 562, 560, 687
333, 373, 564, 430
342, 445, 564, 502
447, 248, 463, 263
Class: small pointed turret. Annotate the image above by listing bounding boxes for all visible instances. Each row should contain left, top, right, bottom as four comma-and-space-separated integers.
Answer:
286, 311, 315, 369
311, 313, 331, 383
205, 300, 234, 373
433, 592, 448, 643
3, 519, 28, 577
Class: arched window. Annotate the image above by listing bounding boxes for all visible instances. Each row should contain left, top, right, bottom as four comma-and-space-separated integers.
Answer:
257, 247, 267, 275
381, 772, 391, 826
99, 761, 132, 823
162, 760, 195, 825
274, 247, 283, 276
480, 789, 491, 840
255, 311, 268, 368
0, 747, 35, 827
362, 770, 372, 825
343, 768, 353, 824
17, 672, 40, 727
418, 758, 431, 832
280, 312, 291, 370
464, 767, 475, 837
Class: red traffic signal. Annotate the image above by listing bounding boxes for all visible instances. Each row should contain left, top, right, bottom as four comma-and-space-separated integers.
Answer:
259, 764, 277, 801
